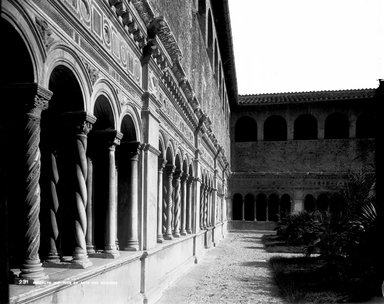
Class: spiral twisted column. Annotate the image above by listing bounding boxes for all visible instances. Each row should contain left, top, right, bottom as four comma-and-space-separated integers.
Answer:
180, 173, 188, 236
172, 171, 182, 237
204, 185, 209, 228
157, 159, 167, 243
65, 112, 96, 267
199, 182, 205, 229
19, 85, 51, 280
186, 176, 193, 234
164, 165, 175, 240
162, 178, 168, 235
45, 149, 60, 263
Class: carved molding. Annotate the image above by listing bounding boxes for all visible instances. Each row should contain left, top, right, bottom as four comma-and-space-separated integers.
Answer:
35, 16, 55, 50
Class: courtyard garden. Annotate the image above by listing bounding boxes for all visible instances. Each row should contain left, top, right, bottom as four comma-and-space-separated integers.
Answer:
263, 172, 383, 303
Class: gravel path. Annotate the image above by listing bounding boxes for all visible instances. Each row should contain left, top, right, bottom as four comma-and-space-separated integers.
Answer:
156, 231, 295, 304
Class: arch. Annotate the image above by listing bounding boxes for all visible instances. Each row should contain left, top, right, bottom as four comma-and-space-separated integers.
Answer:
45, 45, 92, 110
244, 194, 255, 221
280, 194, 291, 217
304, 194, 316, 212
1, 17, 34, 84
235, 116, 257, 142
93, 95, 115, 130
207, 9, 213, 49
264, 115, 287, 141
197, 0, 206, 39
1, 3, 46, 84
1, 14, 40, 267
120, 114, 137, 142
268, 193, 279, 222
317, 193, 329, 212
356, 113, 375, 138
324, 112, 349, 139
48, 65, 85, 113
256, 193, 267, 221
165, 145, 175, 166
294, 114, 318, 140
91, 79, 122, 129
232, 193, 243, 220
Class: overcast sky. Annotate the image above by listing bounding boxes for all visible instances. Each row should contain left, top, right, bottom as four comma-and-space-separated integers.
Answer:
228, 0, 384, 94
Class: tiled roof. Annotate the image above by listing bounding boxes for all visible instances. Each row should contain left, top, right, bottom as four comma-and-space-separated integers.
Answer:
239, 88, 376, 106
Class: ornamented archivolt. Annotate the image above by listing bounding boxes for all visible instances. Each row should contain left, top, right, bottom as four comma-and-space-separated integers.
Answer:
61, 0, 142, 87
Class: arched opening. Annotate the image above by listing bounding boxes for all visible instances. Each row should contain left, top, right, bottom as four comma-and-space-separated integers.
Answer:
268, 193, 279, 222
264, 115, 287, 141
39, 65, 86, 260
244, 194, 255, 221
117, 115, 139, 250
232, 193, 243, 220
317, 193, 329, 212
1, 18, 36, 269
207, 10, 213, 49
1, 18, 34, 84
235, 116, 257, 142
91, 95, 116, 251
207, 10, 213, 63
294, 114, 318, 140
197, 0, 206, 38
324, 112, 349, 139
256, 193, 267, 221
280, 194, 291, 217
356, 113, 375, 138
304, 194, 316, 212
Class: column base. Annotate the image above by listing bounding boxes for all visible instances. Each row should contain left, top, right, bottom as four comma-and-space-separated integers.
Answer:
164, 234, 173, 240
172, 232, 180, 238
156, 237, 164, 243
71, 258, 93, 269
122, 246, 138, 251
86, 245, 96, 254
180, 231, 187, 236
102, 249, 120, 258
19, 261, 48, 282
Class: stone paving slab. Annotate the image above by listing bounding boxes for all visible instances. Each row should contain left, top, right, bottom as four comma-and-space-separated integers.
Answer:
156, 231, 293, 304
156, 231, 384, 304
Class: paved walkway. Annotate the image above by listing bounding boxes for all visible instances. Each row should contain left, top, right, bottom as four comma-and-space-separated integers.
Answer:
156, 231, 290, 304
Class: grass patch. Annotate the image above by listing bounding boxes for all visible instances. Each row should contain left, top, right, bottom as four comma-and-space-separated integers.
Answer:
269, 256, 375, 303
261, 234, 308, 254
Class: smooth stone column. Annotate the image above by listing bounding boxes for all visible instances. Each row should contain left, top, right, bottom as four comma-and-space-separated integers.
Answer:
104, 132, 122, 257
18, 84, 52, 281
164, 165, 175, 240
180, 173, 188, 236
123, 142, 140, 251
186, 176, 193, 234
157, 159, 167, 243
242, 198, 245, 221
86, 156, 95, 254
172, 171, 182, 237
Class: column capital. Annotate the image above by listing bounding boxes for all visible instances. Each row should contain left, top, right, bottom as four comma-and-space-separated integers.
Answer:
3, 83, 52, 119
89, 129, 123, 146
61, 111, 97, 135
165, 164, 176, 175
173, 170, 183, 180
181, 172, 189, 181
120, 141, 141, 157
159, 158, 167, 170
